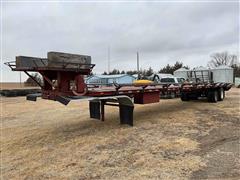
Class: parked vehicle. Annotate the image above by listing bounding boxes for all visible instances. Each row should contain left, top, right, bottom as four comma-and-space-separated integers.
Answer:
152, 74, 185, 84
158, 77, 185, 84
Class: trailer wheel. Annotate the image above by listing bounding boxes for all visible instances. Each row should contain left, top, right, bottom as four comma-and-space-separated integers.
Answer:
181, 92, 189, 101
207, 90, 218, 103
217, 88, 225, 101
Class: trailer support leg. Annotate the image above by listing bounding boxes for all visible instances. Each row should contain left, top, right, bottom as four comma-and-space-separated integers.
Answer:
89, 100, 105, 121
101, 100, 105, 121
89, 101, 101, 120
119, 105, 134, 126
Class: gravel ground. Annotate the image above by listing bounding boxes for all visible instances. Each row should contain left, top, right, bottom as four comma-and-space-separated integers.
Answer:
1, 88, 239, 179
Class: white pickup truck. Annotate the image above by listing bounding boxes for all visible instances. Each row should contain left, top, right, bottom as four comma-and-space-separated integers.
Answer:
152, 74, 185, 84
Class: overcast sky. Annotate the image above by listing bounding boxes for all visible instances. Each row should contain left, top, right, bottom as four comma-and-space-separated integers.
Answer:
1, 1, 239, 82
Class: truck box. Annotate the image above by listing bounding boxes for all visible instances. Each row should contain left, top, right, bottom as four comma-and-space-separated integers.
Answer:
15, 52, 92, 70
16, 56, 48, 69
134, 91, 160, 104
47, 52, 91, 69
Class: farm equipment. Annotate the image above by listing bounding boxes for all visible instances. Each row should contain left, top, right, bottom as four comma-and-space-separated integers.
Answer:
5, 52, 232, 126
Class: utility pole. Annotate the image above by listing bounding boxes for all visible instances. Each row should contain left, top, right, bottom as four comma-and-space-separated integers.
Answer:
108, 46, 110, 74
137, 52, 140, 80
19, 72, 22, 87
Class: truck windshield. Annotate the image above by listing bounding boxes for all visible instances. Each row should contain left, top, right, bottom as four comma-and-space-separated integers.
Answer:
160, 78, 175, 83
177, 78, 185, 83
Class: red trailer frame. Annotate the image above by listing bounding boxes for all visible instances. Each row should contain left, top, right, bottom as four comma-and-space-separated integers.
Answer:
5, 54, 233, 126
180, 82, 232, 102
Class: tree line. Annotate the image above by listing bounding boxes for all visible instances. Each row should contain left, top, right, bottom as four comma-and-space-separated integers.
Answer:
208, 51, 240, 77
103, 61, 189, 78
103, 52, 240, 77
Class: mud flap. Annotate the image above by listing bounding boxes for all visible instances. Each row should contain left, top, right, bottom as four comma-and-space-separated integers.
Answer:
119, 105, 134, 126
89, 101, 101, 120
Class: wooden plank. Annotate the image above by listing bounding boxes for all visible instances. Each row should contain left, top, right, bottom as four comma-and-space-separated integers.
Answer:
15, 52, 92, 70
16, 56, 48, 68
47, 52, 91, 68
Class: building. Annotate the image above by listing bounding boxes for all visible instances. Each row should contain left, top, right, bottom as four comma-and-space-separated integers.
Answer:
173, 67, 189, 79
132, 74, 139, 79
174, 65, 234, 83
211, 65, 234, 83
235, 77, 240, 87
85, 74, 136, 85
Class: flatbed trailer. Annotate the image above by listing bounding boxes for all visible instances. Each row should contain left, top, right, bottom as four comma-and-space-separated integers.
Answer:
181, 82, 232, 102
5, 52, 233, 126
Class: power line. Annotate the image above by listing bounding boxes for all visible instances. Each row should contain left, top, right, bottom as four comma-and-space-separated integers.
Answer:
108, 46, 110, 74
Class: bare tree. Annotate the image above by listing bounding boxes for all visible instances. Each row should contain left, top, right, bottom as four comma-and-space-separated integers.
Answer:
208, 51, 240, 78
208, 51, 238, 68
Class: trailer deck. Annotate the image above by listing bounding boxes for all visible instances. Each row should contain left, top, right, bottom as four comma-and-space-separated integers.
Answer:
5, 52, 233, 126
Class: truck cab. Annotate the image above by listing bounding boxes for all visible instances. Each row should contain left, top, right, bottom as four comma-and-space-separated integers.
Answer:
152, 74, 185, 84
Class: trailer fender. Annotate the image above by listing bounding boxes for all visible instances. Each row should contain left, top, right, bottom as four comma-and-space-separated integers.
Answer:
89, 95, 134, 126
91, 95, 134, 107
223, 83, 233, 91
116, 96, 134, 107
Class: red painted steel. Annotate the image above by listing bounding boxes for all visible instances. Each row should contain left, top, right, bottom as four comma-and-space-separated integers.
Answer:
134, 91, 160, 104
5, 59, 181, 103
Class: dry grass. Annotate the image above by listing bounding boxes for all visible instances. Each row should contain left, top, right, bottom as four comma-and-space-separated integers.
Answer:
0, 82, 38, 90
1, 88, 239, 179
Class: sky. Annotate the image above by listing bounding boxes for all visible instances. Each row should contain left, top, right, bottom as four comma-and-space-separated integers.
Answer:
1, 1, 239, 82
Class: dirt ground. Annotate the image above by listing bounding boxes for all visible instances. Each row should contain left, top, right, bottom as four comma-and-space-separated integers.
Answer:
1, 88, 240, 179
0, 83, 38, 90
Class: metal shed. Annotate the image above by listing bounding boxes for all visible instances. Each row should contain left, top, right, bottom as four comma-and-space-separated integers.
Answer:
211, 65, 234, 83
86, 74, 136, 85
173, 68, 189, 79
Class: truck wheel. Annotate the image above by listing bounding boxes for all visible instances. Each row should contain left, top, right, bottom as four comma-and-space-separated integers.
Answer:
181, 92, 189, 101
218, 88, 225, 101
190, 94, 198, 100
170, 92, 176, 99
207, 90, 218, 103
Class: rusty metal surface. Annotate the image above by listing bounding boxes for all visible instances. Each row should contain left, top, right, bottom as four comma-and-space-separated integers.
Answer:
134, 91, 160, 104
4, 52, 181, 103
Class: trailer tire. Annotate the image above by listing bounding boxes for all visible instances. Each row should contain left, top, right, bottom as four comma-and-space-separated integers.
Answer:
181, 92, 189, 101
207, 90, 218, 103
217, 88, 225, 101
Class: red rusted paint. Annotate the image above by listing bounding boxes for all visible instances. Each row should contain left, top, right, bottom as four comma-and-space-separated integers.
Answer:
10, 61, 180, 101
134, 91, 160, 104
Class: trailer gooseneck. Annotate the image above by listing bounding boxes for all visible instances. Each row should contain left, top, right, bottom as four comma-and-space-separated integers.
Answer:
5, 52, 232, 126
